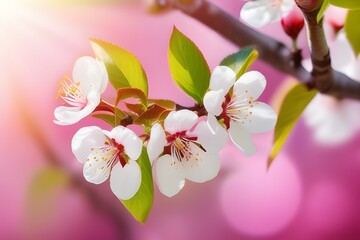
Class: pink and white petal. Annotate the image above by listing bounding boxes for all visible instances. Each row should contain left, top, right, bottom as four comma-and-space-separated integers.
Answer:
155, 155, 185, 197
83, 147, 117, 184
73, 56, 105, 95
185, 143, 221, 183
281, 0, 295, 14
240, 0, 280, 28
147, 123, 167, 164
243, 102, 277, 133
204, 90, 226, 116
233, 71, 266, 101
111, 126, 142, 160
71, 126, 106, 163
302, 58, 312, 72
332, 31, 355, 75
54, 90, 100, 126
207, 114, 222, 134
97, 59, 109, 94
193, 120, 227, 153
110, 160, 142, 200
164, 110, 198, 134
210, 66, 236, 92
229, 121, 256, 156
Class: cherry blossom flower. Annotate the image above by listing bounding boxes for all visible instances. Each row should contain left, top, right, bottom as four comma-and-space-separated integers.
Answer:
303, 31, 360, 145
240, 0, 294, 28
54, 56, 108, 125
71, 126, 143, 200
204, 66, 277, 155
147, 110, 227, 197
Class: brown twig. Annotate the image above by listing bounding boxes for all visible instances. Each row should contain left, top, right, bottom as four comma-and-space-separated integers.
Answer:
160, 0, 360, 100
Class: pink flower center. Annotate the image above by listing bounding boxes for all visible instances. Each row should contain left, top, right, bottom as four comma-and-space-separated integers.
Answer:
164, 131, 200, 162
110, 139, 127, 167
57, 76, 87, 108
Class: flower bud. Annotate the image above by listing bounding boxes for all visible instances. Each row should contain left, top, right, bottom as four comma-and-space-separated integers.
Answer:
325, 6, 347, 34
281, 7, 305, 41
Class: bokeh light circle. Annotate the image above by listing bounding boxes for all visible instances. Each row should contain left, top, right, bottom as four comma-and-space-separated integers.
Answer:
305, 181, 352, 233
220, 150, 302, 236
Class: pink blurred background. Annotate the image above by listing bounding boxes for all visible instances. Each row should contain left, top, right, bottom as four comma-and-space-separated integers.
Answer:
1, 0, 360, 239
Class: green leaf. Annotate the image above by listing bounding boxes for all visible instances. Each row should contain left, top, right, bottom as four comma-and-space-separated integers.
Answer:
148, 99, 176, 110
268, 84, 317, 168
134, 104, 169, 127
220, 47, 258, 79
125, 103, 147, 115
168, 27, 211, 103
121, 148, 154, 223
345, 10, 360, 56
90, 39, 148, 96
92, 107, 127, 127
115, 88, 147, 106
330, 0, 360, 9
317, 0, 329, 22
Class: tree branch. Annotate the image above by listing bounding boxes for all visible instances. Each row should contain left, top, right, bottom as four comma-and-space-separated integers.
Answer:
161, 0, 360, 100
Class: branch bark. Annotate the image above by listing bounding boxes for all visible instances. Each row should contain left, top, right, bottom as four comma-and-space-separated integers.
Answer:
163, 0, 360, 100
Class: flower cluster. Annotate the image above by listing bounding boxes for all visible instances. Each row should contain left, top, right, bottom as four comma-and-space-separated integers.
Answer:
54, 56, 277, 201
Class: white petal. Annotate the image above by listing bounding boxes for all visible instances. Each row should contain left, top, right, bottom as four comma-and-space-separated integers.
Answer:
203, 90, 226, 116
193, 119, 227, 153
240, 0, 282, 28
97, 59, 109, 93
184, 143, 221, 183
111, 126, 142, 160
83, 147, 116, 184
281, 0, 295, 13
302, 58, 313, 72
332, 31, 360, 81
233, 71, 266, 101
229, 121, 256, 156
73, 56, 107, 96
243, 102, 277, 133
71, 126, 106, 163
110, 161, 142, 200
164, 110, 198, 134
155, 154, 185, 197
210, 66, 236, 92
147, 123, 167, 165
54, 91, 100, 125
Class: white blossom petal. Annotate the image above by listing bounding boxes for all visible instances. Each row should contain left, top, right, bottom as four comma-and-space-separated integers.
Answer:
243, 102, 277, 133
155, 154, 185, 197
147, 123, 167, 165
332, 31, 360, 81
184, 143, 221, 183
240, 0, 281, 28
83, 147, 116, 184
233, 71, 266, 101
240, 0, 294, 28
111, 126, 142, 160
73, 56, 108, 96
71, 126, 106, 163
210, 66, 236, 92
110, 161, 142, 200
204, 90, 226, 116
193, 119, 227, 152
54, 90, 100, 125
164, 110, 198, 134
229, 121, 256, 156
